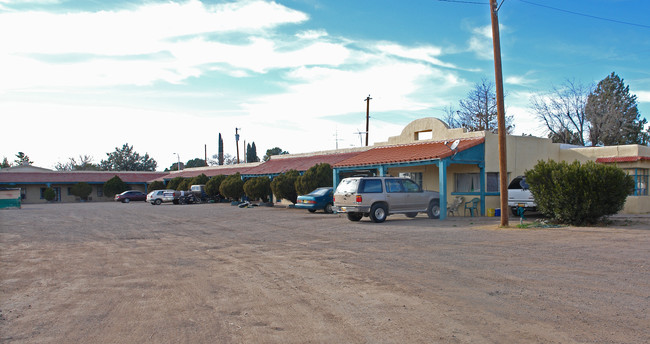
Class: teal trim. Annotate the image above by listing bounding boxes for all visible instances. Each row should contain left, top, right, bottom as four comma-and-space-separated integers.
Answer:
479, 163, 485, 216
0, 198, 21, 209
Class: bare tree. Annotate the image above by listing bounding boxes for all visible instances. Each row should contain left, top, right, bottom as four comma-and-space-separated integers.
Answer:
458, 78, 514, 133
441, 104, 461, 129
530, 79, 591, 146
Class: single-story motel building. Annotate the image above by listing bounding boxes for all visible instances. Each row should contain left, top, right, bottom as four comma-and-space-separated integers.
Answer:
2, 118, 648, 218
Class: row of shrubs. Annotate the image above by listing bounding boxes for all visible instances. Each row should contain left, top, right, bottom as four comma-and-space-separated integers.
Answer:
147, 163, 333, 204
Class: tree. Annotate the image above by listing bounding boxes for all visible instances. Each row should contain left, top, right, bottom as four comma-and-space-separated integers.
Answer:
218, 133, 224, 165
166, 162, 184, 171
457, 78, 514, 134
70, 182, 92, 201
177, 178, 192, 191
246, 142, 259, 163
191, 173, 209, 185
270, 170, 300, 204
148, 181, 166, 192
586, 72, 647, 146
1, 157, 11, 169
14, 152, 33, 166
100, 143, 157, 171
530, 79, 591, 146
55, 155, 101, 171
295, 163, 332, 195
219, 173, 244, 200
166, 176, 185, 190
103, 176, 129, 198
243, 176, 271, 202
205, 175, 227, 198
43, 187, 56, 201
263, 147, 289, 162
185, 158, 207, 168
441, 105, 460, 129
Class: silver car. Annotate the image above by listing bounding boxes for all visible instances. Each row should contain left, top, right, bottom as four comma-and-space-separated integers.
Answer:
333, 176, 440, 223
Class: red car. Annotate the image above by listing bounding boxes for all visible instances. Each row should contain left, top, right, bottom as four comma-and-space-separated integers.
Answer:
114, 190, 147, 203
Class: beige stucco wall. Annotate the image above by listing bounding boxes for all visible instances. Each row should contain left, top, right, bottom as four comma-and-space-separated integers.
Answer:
374, 118, 650, 215
16, 184, 148, 204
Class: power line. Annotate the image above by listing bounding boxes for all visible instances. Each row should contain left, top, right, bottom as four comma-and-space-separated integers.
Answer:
518, 0, 650, 29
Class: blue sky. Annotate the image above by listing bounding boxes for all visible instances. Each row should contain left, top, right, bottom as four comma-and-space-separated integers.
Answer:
1, 0, 649, 170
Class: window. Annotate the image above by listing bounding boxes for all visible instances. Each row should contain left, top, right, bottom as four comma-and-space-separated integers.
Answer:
624, 168, 649, 196
455, 173, 480, 193
486, 172, 500, 193
385, 179, 404, 193
97, 185, 103, 197
401, 179, 421, 192
67, 187, 73, 195
21, 188, 26, 200
399, 172, 423, 188
360, 179, 382, 193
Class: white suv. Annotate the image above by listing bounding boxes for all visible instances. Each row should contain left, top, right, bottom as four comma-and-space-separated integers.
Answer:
507, 176, 536, 215
146, 189, 180, 205
333, 176, 440, 223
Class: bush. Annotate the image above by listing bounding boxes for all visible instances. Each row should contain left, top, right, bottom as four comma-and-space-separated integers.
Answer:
103, 176, 129, 198
206, 175, 226, 198
525, 160, 634, 225
270, 170, 300, 204
191, 173, 209, 186
166, 176, 185, 190
43, 187, 56, 201
219, 173, 244, 201
243, 176, 272, 202
71, 182, 92, 200
295, 163, 332, 195
148, 181, 166, 192
177, 178, 192, 191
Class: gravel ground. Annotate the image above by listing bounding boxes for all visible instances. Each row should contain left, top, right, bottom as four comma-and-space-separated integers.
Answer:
1, 202, 649, 343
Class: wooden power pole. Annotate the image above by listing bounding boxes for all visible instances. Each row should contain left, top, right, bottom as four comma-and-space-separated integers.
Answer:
364, 95, 372, 146
489, 0, 509, 227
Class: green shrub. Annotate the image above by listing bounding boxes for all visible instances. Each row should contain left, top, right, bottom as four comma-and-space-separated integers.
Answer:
191, 173, 209, 186
525, 160, 634, 225
206, 175, 226, 198
166, 176, 185, 190
71, 182, 92, 200
43, 187, 56, 201
270, 170, 299, 204
103, 176, 129, 198
295, 163, 332, 195
243, 176, 272, 202
147, 181, 166, 192
177, 178, 192, 191
219, 173, 244, 201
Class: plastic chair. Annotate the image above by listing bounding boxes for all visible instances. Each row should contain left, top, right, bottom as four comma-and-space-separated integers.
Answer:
447, 196, 464, 216
464, 197, 480, 217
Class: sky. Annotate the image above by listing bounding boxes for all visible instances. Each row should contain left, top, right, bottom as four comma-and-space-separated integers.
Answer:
1, 0, 649, 171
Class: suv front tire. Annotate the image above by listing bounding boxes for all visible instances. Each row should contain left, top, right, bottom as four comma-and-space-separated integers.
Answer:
369, 203, 388, 223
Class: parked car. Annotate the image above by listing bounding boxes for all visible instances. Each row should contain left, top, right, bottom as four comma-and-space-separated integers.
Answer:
295, 187, 334, 213
333, 176, 440, 223
146, 189, 180, 205
507, 176, 536, 215
114, 190, 147, 203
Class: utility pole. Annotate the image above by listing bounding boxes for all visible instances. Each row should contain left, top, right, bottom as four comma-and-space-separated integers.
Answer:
489, 0, 509, 227
235, 128, 241, 164
364, 95, 372, 146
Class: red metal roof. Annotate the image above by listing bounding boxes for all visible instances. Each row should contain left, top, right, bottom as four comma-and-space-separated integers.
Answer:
595, 156, 650, 163
159, 165, 259, 181
334, 138, 485, 167
0, 171, 168, 184
245, 151, 363, 175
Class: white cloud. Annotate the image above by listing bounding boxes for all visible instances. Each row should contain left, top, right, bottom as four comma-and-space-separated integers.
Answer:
467, 24, 507, 60
636, 91, 650, 103
0, 0, 310, 90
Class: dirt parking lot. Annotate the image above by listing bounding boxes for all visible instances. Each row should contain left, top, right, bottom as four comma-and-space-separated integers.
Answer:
1, 202, 649, 343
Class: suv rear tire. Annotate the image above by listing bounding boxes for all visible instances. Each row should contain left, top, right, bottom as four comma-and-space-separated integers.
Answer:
347, 212, 363, 221
369, 203, 387, 223
427, 200, 440, 219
